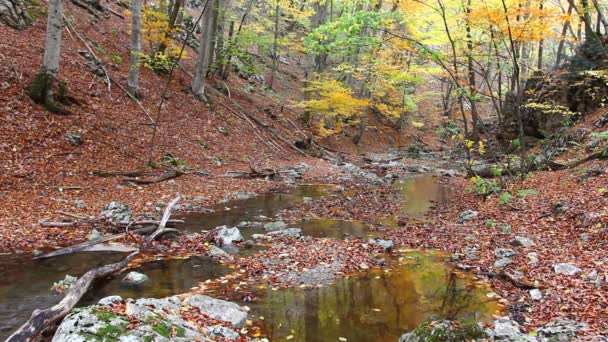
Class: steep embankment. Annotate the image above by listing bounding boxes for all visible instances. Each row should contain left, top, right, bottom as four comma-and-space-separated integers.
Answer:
0, 3, 324, 252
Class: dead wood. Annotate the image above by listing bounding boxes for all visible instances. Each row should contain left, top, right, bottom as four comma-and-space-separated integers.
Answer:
40, 221, 77, 227
145, 196, 181, 242
55, 210, 88, 220
548, 147, 608, 170
478, 271, 540, 290
6, 252, 138, 342
93, 170, 150, 177
34, 225, 156, 259
122, 169, 183, 184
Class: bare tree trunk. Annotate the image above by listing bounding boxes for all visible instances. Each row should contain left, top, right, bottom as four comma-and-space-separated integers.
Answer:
592, 0, 608, 33
191, 0, 216, 101
555, 3, 573, 68
28, 0, 64, 112
127, 0, 142, 97
213, 0, 225, 73
268, 0, 279, 89
158, 0, 183, 53
466, 0, 479, 139
537, 0, 544, 70
0, 0, 32, 29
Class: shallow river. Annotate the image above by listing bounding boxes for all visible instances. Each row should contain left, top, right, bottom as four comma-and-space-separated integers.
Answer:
0, 176, 498, 340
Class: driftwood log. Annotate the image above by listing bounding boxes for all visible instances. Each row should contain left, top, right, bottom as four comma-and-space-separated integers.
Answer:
6, 252, 138, 342
145, 196, 181, 242
34, 225, 156, 259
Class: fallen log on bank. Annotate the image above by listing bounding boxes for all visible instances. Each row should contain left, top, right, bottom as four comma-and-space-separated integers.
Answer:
6, 252, 138, 342
34, 225, 156, 260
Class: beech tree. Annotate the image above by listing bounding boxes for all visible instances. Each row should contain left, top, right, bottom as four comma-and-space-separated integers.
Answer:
28, 0, 65, 112
127, 0, 142, 97
191, 0, 216, 101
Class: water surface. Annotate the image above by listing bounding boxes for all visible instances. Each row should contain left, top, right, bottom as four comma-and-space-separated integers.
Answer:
247, 252, 498, 342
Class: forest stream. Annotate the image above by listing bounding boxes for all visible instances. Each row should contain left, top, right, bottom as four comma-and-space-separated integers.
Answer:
0, 176, 499, 341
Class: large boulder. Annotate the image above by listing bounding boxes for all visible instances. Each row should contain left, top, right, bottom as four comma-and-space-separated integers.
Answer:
537, 319, 588, 341
53, 295, 246, 342
216, 226, 243, 245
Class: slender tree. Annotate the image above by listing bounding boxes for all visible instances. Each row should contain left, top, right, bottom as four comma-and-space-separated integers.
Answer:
191, 0, 216, 101
127, 0, 143, 97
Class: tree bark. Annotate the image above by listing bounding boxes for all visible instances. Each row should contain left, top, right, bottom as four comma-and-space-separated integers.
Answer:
555, 3, 573, 68
592, 0, 608, 33
127, 0, 142, 97
191, 0, 215, 101
6, 252, 138, 342
268, 0, 280, 89
28, 0, 64, 112
0, 0, 32, 29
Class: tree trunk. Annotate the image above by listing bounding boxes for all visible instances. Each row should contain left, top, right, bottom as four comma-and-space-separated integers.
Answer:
555, 3, 573, 68
191, 0, 215, 101
158, 0, 183, 53
127, 0, 142, 97
268, 0, 279, 89
213, 0, 225, 73
0, 0, 32, 29
592, 0, 608, 33
28, 0, 64, 112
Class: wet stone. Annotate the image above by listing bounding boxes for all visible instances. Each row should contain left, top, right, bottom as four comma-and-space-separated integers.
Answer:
216, 226, 243, 245
122, 271, 149, 285
368, 238, 394, 252
266, 228, 302, 239
263, 221, 288, 231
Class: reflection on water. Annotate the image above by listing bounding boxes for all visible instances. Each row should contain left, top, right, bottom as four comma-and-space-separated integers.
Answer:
248, 252, 498, 342
399, 176, 451, 221
177, 185, 336, 233
0, 254, 227, 340
82, 256, 228, 305
299, 218, 369, 239
0, 252, 124, 339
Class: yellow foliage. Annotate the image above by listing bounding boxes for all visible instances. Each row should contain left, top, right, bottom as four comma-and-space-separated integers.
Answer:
301, 80, 369, 118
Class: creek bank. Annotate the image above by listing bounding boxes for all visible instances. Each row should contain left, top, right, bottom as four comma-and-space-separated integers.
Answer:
53, 294, 247, 341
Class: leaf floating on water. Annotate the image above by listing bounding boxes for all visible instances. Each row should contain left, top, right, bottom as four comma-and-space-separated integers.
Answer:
339, 337, 348, 341
286, 335, 294, 340
372, 308, 381, 312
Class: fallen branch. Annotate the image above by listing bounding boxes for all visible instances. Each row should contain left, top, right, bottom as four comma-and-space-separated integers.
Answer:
6, 252, 138, 342
34, 225, 156, 259
548, 147, 608, 170
55, 210, 88, 220
145, 196, 181, 242
93, 169, 150, 177
477, 271, 540, 290
101, 4, 124, 18
122, 169, 183, 184
40, 221, 77, 227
